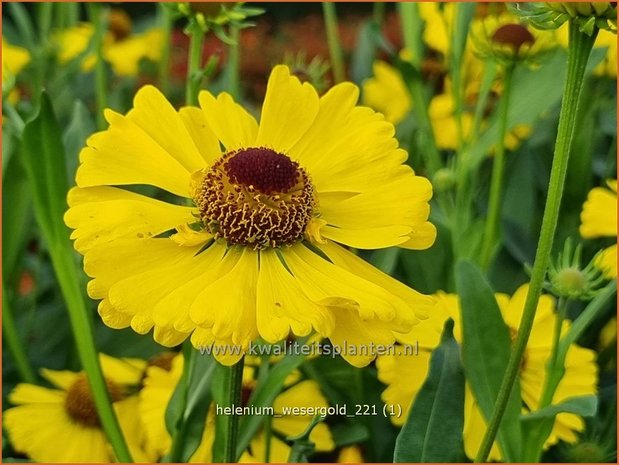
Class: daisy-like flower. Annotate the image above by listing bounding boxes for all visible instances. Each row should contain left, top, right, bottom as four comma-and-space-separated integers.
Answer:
140, 353, 333, 461
3, 354, 153, 462
55, 9, 163, 77
580, 179, 617, 278
64, 65, 436, 367
362, 60, 411, 125
471, 12, 557, 67
377, 284, 598, 460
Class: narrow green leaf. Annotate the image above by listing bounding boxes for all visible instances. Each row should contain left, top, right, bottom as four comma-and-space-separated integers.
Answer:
166, 347, 217, 462
455, 260, 522, 461
521, 395, 598, 422
21, 92, 133, 462
350, 20, 380, 84
286, 415, 323, 462
2, 153, 32, 281
393, 321, 465, 462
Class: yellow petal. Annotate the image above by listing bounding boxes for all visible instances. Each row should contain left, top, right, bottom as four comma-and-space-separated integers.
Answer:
285, 244, 414, 328
65, 186, 196, 254
580, 183, 617, 238
257, 249, 335, 342
189, 248, 259, 345
596, 244, 617, 278
256, 65, 319, 152
99, 353, 146, 385
362, 60, 411, 124
198, 91, 258, 150
8, 382, 65, 404
178, 106, 222, 165
125, 85, 206, 173
76, 110, 192, 197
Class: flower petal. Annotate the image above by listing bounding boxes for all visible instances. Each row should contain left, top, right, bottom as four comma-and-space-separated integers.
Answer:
198, 91, 258, 150
256, 65, 320, 152
76, 109, 192, 197
256, 249, 335, 343
178, 106, 222, 165
65, 186, 196, 254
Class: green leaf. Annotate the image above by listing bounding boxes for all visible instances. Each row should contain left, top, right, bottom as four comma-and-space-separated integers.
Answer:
393, 320, 465, 462
286, 415, 323, 462
165, 347, 217, 462
521, 395, 598, 422
21, 92, 133, 461
455, 260, 522, 461
350, 20, 381, 84
235, 349, 308, 460
2, 153, 33, 281
63, 100, 95, 181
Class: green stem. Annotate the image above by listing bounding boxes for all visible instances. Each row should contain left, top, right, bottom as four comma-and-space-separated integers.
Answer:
227, 25, 241, 100
158, 4, 173, 95
474, 24, 598, 463
2, 285, 36, 383
398, 2, 442, 175
373, 2, 385, 25
167, 344, 196, 462
223, 357, 245, 463
87, 3, 107, 130
470, 59, 498, 145
397, 2, 423, 67
480, 63, 515, 270
322, 3, 345, 83
539, 297, 568, 407
185, 23, 204, 106
264, 414, 273, 463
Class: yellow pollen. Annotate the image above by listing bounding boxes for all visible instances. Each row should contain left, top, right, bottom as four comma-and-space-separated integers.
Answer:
194, 147, 316, 250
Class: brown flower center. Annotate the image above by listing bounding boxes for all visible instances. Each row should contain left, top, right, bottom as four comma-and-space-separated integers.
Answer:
108, 9, 132, 42
65, 375, 124, 428
491, 24, 535, 51
195, 147, 315, 250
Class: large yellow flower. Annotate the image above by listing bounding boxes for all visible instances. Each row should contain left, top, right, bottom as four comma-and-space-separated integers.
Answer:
377, 284, 598, 460
64, 65, 436, 367
3, 354, 153, 462
140, 353, 333, 461
55, 10, 162, 77
580, 179, 617, 278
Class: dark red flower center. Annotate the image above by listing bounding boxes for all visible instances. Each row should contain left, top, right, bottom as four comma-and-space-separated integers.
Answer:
491, 24, 535, 51
224, 148, 300, 194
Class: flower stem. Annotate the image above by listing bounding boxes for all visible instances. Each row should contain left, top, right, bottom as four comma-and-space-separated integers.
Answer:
474, 23, 598, 463
480, 63, 515, 270
322, 2, 345, 83
158, 3, 173, 95
373, 2, 385, 25
185, 23, 204, 106
223, 357, 245, 462
2, 285, 36, 383
398, 2, 442, 175
87, 3, 108, 130
226, 25, 241, 100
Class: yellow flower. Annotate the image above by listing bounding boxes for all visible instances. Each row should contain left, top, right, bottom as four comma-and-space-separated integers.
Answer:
140, 353, 334, 461
55, 10, 162, 77
580, 179, 617, 278
3, 354, 153, 462
2, 38, 30, 78
471, 12, 557, 66
64, 65, 436, 367
377, 284, 598, 460
338, 445, 364, 462
362, 60, 411, 125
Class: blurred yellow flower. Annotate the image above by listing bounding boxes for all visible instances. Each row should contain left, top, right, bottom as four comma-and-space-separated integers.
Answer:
471, 13, 557, 66
377, 284, 598, 460
580, 179, 617, 278
2, 38, 30, 78
55, 9, 162, 77
65, 65, 436, 367
140, 353, 334, 461
3, 354, 153, 462
363, 60, 411, 125
338, 444, 364, 462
